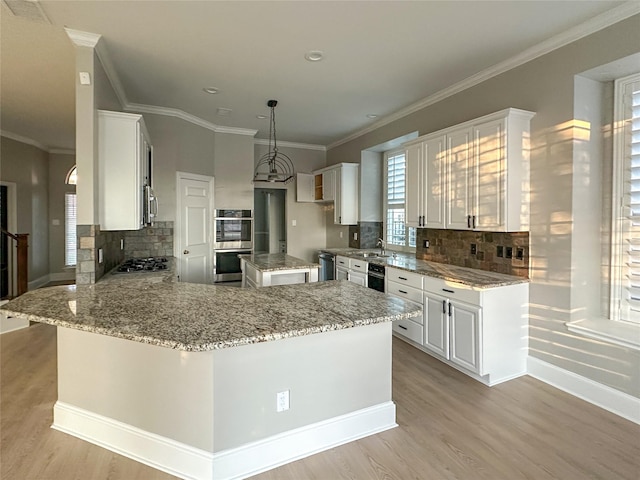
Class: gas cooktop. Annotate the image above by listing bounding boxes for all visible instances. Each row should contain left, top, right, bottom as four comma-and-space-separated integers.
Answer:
115, 257, 169, 273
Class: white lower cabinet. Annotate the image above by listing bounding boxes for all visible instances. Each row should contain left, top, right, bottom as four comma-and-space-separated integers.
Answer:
336, 256, 367, 286
392, 269, 528, 386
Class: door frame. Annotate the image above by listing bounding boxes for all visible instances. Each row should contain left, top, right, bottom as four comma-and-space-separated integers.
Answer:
175, 171, 214, 282
0, 181, 17, 297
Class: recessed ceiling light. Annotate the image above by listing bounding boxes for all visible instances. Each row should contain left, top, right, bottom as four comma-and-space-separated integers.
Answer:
367, 114, 379, 119
217, 108, 232, 116
256, 114, 268, 119
305, 50, 324, 62
203, 87, 219, 94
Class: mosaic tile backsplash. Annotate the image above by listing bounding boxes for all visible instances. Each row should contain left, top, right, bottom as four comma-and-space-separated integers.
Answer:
415, 228, 529, 278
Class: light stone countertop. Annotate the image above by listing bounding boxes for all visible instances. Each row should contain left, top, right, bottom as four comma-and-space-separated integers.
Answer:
1, 277, 421, 352
322, 248, 528, 288
239, 253, 320, 272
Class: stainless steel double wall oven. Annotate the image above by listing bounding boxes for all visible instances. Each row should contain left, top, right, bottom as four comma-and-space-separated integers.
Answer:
213, 209, 253, 282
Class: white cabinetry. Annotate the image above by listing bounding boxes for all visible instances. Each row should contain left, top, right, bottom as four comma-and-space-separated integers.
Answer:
404, 108, 534, 232
388, 265, 529, 386
98, 110, 152, 231
312, 163, 358, 224
336, 256, 367, 286
386, 268, 424, 344
421, 276, 528, 385
406, 135, 447, 228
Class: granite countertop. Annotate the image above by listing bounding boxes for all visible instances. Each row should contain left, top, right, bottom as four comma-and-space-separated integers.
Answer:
322, 248, 528, 288
1, 279, 420, 352
239, 253, 320, 272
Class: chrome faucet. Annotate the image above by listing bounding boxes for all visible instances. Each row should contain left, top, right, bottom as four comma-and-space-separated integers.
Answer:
377, 238, 386, 256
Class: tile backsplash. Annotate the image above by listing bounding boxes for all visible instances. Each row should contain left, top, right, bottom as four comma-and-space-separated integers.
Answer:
76, 222, 174, 285
416, 228, 529, 278
349, 222, 383, 249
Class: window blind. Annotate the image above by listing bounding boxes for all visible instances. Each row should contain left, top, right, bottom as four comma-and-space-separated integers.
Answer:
65, 193, 77, 267
619, 76, 640, 323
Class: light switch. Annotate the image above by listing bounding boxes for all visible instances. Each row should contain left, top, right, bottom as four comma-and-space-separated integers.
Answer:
292, 219, 297, 227
79, 72, 91, 85
52, 219, 60, 226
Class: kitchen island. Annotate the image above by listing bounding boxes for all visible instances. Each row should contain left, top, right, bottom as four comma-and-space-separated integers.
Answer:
1, 273, 420, 480
239, 252, 319, 288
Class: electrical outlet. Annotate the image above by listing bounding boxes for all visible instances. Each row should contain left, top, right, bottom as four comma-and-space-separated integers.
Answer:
497, 245, 504, 258
516, 247, 524, 260
424, 239, 430, 248
339, 231, 343, 238
120, 239, 124, 250
354, 232, 358, 241
276, 390, 290, 412
505, 246, 513, 259
470, 243, 477, 255
292, 219, 297, 227
98, 248, 104, 264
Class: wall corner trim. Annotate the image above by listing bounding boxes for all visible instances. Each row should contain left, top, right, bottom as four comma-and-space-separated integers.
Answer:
527, 356, 640, 425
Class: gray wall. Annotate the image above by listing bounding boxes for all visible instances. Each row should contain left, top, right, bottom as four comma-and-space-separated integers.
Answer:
0, 137, 50, 285
48, 152, 76, 279
327, 15, 640, 398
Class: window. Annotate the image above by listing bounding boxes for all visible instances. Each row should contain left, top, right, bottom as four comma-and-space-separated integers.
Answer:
65, 166, 77, 267
384, 150, 415, 250
611, 72, 640, 324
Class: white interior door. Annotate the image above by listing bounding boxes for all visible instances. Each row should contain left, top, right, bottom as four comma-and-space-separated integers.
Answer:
176, 172, 213, 284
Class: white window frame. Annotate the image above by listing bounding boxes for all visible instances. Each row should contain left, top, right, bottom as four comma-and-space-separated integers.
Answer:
383, 149, 415, 253
64, 165, 77, 267
610, 72, 640, 324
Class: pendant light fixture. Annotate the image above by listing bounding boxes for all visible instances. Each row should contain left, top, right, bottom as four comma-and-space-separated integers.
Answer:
253, 100, 295, 183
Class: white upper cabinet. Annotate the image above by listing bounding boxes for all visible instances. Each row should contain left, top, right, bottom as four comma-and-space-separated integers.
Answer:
404, 108, 534, 232
313, 163, 359, 225
98, 110, 152, 231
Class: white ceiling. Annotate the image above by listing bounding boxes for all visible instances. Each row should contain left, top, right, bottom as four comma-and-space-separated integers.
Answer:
1, 0, 636, 152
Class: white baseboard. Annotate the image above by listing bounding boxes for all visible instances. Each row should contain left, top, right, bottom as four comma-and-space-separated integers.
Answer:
527, 357, 640, 425
53, 402, 214, 480
212, 401, 397, 480
52, 400, 397, 480
49, 271, 76, 282
28, 274, 49, 291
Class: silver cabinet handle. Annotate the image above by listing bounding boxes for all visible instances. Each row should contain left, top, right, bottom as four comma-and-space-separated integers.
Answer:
183, 250, 189, 254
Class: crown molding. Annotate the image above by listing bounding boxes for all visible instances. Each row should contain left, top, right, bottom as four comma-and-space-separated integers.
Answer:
125, 103, 257, 136
327, 1, 640, 151
64, 28, 101, 48
49, 148, 76, 155
254, 138, 326, 152
1, 130, 75, 154
1, 130, 49, 151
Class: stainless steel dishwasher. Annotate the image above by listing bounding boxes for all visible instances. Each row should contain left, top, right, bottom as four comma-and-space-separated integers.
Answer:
318, 252, 335, 281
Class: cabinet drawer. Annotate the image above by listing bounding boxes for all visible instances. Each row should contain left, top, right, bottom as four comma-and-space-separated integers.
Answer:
336, 256, 349, 268
387, 281, 423, 304
349, 258, 367, 271
423, 277, 481, 306
393, 318, 423, 344
387, 268, 423, 289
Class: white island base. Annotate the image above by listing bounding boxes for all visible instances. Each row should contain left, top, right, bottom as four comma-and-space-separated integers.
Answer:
53, 323, 395, 480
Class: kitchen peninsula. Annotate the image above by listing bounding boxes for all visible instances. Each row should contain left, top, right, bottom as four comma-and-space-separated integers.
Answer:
1, 269, 421, 480
239, 252, 319, 288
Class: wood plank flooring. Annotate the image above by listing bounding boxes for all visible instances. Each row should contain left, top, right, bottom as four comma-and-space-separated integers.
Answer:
1, 323, 638, 480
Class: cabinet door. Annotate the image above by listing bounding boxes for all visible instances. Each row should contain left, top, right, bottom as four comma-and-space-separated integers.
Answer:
424, 135, 447, 229
296, 173, 315, 202
473, 119, 505, 231
446, 127, 473, 230
405, 142, 423, 228
334, 165, 358, 225
449, 300, 481, 374
336, 266, 349, 281
423, 292, 449, 359
334, 167, 342, 224
348, 270, 367, 286
322, 169, 335, 201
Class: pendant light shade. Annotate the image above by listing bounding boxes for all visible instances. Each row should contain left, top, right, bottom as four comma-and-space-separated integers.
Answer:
253, 100, 295, 184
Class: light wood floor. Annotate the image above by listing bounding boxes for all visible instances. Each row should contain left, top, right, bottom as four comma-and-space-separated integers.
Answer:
1, 324, 638, 480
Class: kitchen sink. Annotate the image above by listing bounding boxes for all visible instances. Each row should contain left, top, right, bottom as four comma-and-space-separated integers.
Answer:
353, 252, 389, 258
